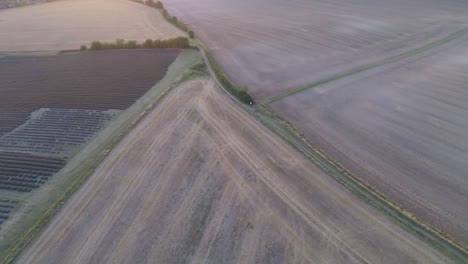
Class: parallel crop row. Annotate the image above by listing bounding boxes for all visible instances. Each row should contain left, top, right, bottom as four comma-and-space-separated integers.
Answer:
0, 200, 18, 226
0, 152, 64, 192
0, 109, 119, 156
0, 49, 179, 135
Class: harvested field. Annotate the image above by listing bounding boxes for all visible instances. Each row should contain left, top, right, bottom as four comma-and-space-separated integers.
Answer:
0, 0, 182, 51
165, 0, 468, 98
0, 49, 180, 135
270, 34, 468, 245
17, 79, 451, 264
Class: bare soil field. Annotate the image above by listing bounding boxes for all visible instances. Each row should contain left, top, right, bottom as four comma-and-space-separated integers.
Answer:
17, 79, 451, 264
0, 0, 182, 51
270, 34, 468, 245
0, 49, 180, 134
165, 0, 468, 98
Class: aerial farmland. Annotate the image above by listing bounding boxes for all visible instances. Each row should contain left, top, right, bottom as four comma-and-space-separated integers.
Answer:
0, 0, 198, 260
0, 0, 182, 51
0, 48, 190, 255
1, 0, 468, 263
17, 79, 451, 264
270, 33, 468, 245
165, 0, 468, 98
165, 0, 468, 258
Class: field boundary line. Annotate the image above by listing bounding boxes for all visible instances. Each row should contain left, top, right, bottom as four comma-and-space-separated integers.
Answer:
259, 27, 468, 104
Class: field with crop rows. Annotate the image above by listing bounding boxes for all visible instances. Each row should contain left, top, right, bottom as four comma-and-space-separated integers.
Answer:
165, 0, 468, 98
0, 109, 121, 157
270, 34, 468, 245
0, 200, 18, 226
0, 49, 180, 233
17, 79, 451, 264
0, 0, 182, 51
0, 49, 180, 135
0, 152, 64, 192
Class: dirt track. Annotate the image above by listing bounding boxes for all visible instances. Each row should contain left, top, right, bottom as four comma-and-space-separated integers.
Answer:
0, 0, 182, 51
17, 79, 450, 263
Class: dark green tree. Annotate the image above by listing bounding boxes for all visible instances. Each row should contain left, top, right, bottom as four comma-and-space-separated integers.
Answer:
155, 1, 163, 9
143, 39, 153, 48
188, 31, 195, 39
90, 41, 103, 50
126, 40, 138, 49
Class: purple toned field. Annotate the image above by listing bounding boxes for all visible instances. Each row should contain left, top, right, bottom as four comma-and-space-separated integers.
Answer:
165, 0, 468, 99
0, 49, 180, 135
271, 35, 468, 245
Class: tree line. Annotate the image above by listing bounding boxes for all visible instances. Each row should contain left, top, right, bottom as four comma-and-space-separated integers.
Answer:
80, 37, 190, 51
130, 0, 195, 39
129, 0, 254, 105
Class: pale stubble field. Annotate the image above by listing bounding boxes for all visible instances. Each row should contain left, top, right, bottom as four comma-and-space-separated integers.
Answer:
17, 79, 451, 263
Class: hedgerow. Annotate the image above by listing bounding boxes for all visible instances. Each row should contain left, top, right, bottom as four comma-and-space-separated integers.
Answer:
82, 37, 190, 51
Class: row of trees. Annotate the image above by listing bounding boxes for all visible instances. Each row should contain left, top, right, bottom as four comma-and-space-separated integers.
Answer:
204, 50, 254, 105
81, 37, 190, 51
131, 0, 195, 39
128, 0, 254, 105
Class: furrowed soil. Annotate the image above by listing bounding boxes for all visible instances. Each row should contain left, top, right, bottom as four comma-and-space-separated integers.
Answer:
0, 49, 180, 135
0, 0, 182, 51
0, 50, 200, 262
270, 34, 468, 245
17, 79, 451, 264
165, 0, 468, 99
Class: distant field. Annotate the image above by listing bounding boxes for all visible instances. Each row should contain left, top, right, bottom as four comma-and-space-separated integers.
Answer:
17, 79, 451, 264
270, 35, 468, 245
165, 0, 468, 98
0, 0, 182, 51
0, 49, 180, 135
